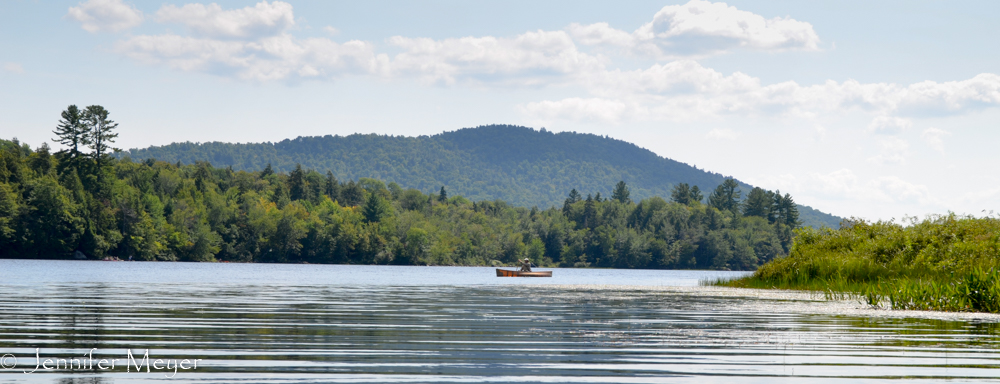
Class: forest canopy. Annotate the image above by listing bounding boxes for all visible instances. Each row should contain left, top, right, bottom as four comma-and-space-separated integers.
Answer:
0, 106, 812, 269
121, 125, 841, 229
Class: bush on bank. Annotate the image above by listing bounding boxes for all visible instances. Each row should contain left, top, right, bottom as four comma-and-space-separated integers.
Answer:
719, 214, 1000, 312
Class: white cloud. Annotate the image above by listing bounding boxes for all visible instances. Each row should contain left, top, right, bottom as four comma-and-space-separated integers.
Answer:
806, 169, 862, 201
920, 127, 951, 153
103, 0, 1000, 129
566, 22, 634, 47
67, 0, 143, 33
871, 176, 936, 205
155, 1, 294, 39
518, 98, 636, 124
894, 74, 1000, 116
116, 34, 387, 81
791, 169, 936, 206
323, 26, 340, 36
115, 1, 389, 81
706, 128, 739, 140
569, 0, 820, 58
813, 124, 827, 139
752, 169, 950, 219
522, 60, 1000, 124
867, 116, 911, 134
387, 30, 605, 86
3, 63, 24, 74
867, 137, 909, 165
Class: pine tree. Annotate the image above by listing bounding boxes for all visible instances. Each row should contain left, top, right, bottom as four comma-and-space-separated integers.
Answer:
775, 192, 800, 228
288, 164, 306, 201
670, 183, 691, 204
612, 181, 630, 203
82, 105, 119, 177
260, 163, 274, 178
583, 194, 596, 228
52, 105, 88, 170
567, 189, 581, 203
341, 180, 365, 206
708, 178, 741, 212
689, 185, 703, 204
742, 187, 771, 218
438, 186, 447, 202
363, 193, 390, 223
562, 189, 581, 216
324, 171, 339, 201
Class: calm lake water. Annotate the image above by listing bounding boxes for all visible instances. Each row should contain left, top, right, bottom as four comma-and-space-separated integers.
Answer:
0, 260, 998, 383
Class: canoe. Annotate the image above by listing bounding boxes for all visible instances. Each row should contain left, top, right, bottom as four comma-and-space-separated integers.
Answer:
496, 268, 552, 277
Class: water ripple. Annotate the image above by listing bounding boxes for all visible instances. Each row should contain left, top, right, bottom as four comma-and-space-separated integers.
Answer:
0, 282, 998, 383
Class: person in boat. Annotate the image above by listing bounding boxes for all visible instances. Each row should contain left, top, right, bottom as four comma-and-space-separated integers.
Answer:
519, 257, 532, 272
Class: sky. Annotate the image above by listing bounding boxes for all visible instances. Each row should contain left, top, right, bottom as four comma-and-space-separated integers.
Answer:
1, 0, 998, 221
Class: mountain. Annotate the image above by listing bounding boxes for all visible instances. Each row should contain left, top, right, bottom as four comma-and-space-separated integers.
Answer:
122, 124, 842, 228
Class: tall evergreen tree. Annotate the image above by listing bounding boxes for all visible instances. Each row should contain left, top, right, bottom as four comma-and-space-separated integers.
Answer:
260, 163, 274, 178
563, 189, 581, 216
567, 189, 582, 203
708, 178, 741, 212
612, 181, 631, 203
438, 186, 448, 202
775, 192, 800, 228
324, 171, 339, 201
363, 193, 391, 223
52, 105, 88, 170
670, 183, 691, 205
583, 194, 596, 228
689, 185, 703, 204
341, 180, 364, 206
742, 187, 772, 219
288, 164, 306, 201
82, 105, 119, 177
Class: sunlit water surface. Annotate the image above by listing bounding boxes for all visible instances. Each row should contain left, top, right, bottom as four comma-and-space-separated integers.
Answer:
0, 260, 998, 383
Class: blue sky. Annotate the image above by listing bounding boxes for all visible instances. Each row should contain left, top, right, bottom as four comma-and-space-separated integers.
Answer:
1, 0, 998, 220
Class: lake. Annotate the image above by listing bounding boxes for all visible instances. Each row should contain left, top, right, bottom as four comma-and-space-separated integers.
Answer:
0, 259, 998, 383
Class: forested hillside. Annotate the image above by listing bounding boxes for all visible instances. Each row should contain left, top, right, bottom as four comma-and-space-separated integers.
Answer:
3, 137, 800, 270
123, 125, 841, 228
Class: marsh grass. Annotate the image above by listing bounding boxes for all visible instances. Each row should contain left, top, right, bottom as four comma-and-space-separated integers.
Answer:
714, 214, 1000, 313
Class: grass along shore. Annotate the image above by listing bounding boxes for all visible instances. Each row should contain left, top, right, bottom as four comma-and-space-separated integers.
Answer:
715, 214, 1000, 313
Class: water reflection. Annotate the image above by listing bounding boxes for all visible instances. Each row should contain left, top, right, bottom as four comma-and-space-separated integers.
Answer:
0, 267, 997, 383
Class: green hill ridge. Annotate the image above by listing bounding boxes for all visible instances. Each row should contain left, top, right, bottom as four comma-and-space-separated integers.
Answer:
122, 125, 841, 228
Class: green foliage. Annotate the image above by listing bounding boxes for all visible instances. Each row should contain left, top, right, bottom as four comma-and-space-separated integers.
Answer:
82, 105, 119, 175
119, 125, 840, 228
720, 214, 1000, 313
2, 137, 802, 270
689, 185, 703, 204
363, 193, 391, 223
53, 105, 88, 171
670, 183, 691, 205
742, 187, 771, 218
612, 181, 631, 204
709, 178, 741, 213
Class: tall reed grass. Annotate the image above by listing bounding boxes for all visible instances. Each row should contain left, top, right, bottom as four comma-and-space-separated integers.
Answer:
715, 214, 1000, 313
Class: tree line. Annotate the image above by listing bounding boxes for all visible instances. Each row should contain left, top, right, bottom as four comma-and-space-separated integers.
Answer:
119, 125, 842, 230
0, 106, 800, 270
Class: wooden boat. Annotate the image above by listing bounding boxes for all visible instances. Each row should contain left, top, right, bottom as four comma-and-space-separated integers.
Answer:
496, 268, 552, 277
